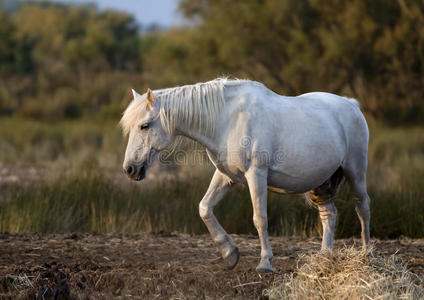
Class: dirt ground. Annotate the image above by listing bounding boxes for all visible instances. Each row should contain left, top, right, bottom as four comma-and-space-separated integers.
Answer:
0, 233, 423, 299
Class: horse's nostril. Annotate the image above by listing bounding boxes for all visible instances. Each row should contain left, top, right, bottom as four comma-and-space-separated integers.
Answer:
126, 165, 134, 175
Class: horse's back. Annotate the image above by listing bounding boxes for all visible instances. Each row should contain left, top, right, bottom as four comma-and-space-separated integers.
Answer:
229, 84, 368, 155
295, 91, 369, 151
296, 91, 361, 116
280, 91, 367, 142
263, 89, 368, 191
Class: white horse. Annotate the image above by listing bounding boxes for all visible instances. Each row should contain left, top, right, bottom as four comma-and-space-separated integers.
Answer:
120, 78, 370, 273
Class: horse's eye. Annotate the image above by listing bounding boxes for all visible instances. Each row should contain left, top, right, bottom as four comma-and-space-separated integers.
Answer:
140, 123, 149, 130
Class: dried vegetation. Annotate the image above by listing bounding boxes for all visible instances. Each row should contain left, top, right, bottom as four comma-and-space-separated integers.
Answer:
265, 246, 424, 300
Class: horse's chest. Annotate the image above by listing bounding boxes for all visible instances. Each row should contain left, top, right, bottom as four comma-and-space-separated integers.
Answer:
206, 150, 247, 183
216, 163, 246, 183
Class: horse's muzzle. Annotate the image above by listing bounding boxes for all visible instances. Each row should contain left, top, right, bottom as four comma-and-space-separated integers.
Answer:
124, 163, 146, 181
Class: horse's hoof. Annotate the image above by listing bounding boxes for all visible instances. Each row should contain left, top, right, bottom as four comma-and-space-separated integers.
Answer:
256, 259, 274, 273
223, 247, 239, 270
256, 267, 274, 273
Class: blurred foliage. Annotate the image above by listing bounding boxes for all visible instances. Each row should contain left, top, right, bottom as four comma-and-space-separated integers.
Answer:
149, 0, 424, 124
0, 2, 145, 120
1, 1, 424, 124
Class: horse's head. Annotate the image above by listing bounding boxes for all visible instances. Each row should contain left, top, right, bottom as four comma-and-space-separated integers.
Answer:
121, 88, 172, 181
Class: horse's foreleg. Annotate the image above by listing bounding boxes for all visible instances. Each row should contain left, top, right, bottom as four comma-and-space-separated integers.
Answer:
199, 170, 239, 269
245, 168, 273, 273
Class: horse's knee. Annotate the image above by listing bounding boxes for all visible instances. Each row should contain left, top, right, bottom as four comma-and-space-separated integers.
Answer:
199, 203, 212, 221
253, 213, 267, 230
357, 193, 370, 205
355, 194, 370, 219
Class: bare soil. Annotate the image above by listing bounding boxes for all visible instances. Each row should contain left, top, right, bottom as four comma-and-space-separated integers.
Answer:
0, 233, 423, 299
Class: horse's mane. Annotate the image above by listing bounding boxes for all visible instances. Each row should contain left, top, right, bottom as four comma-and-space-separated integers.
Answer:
120, 77, 254, 137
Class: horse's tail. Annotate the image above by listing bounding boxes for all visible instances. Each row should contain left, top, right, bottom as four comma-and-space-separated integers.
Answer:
344, 97, 360, 108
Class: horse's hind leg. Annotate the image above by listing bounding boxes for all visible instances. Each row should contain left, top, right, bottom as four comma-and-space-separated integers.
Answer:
199, 170, 239, 269
305, 167, 344, 250
344, 162, 371, 248
318, 202, 338, 250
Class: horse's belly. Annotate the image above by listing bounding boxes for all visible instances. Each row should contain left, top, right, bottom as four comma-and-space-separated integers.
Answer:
267, 172, 315, 193
266, 136, 345, 193
267, 164, 338, 194
267, 185, 297, 194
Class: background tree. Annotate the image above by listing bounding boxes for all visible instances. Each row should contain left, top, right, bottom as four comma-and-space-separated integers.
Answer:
147, 0, 424, 124
0, 0, 423, 124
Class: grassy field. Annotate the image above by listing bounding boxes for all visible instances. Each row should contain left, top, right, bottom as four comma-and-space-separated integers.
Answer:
0, 117, 423, 238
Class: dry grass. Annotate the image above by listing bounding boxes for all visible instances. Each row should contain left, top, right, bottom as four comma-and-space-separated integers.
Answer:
264, 247, 424, 300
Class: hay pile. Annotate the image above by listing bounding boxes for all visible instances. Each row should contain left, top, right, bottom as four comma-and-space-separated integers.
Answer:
264, 247, 424, 300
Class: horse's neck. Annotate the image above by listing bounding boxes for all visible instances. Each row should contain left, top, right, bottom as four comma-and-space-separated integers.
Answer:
175, 126, 219, 153
172, 83, 242, 153
173, 102, 231, 153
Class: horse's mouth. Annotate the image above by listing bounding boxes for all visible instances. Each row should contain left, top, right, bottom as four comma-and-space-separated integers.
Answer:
128, 149, 158, 181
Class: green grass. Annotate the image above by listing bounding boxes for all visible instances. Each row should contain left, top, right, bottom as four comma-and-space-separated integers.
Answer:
0, 117, 423, 238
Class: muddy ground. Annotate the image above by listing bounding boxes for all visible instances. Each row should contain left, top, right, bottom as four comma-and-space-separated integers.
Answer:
0, 233, 423, 299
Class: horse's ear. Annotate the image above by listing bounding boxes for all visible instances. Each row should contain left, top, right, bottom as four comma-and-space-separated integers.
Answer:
146, 88, 155, 108
132, 89, 141, 99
